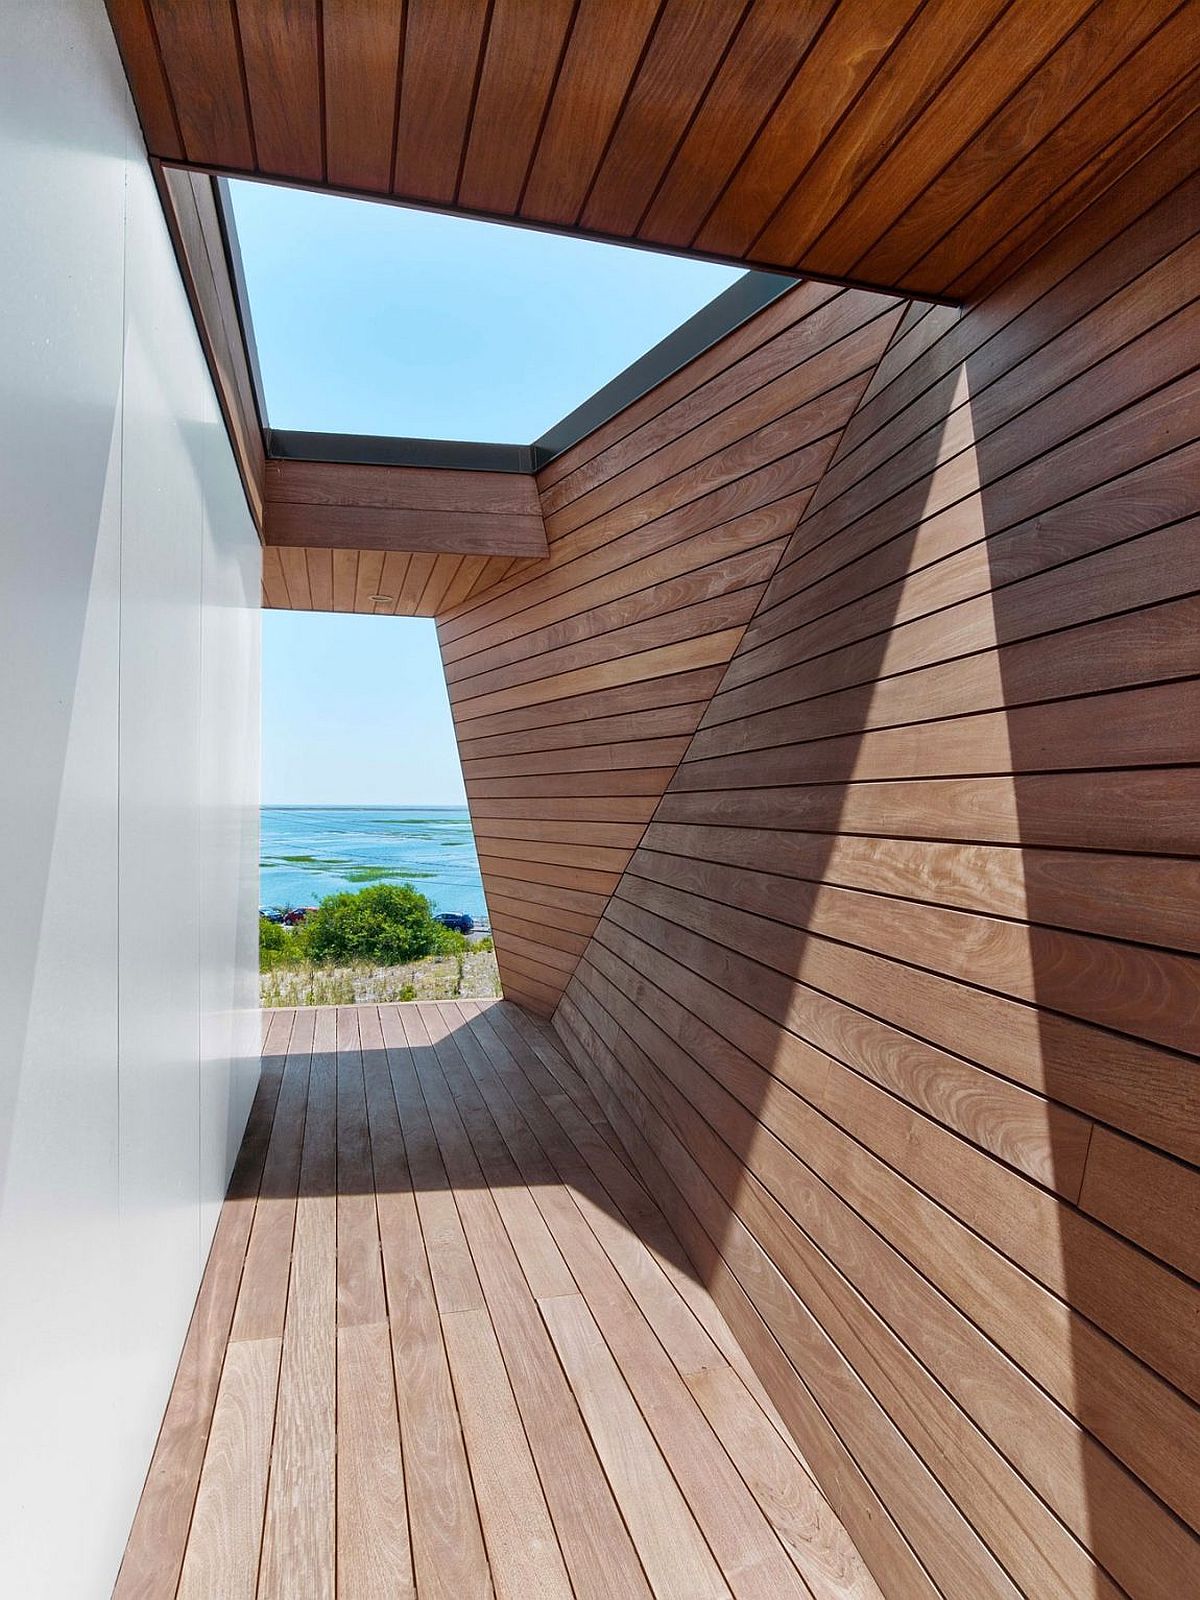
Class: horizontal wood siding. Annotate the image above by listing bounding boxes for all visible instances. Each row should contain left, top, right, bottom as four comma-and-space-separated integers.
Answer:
263, 460, 548, 557
439, 283, 904, 1014
552, 121, 1200, 1600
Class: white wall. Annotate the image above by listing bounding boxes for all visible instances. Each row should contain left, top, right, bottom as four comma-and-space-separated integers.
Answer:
0, 4, 262, 1595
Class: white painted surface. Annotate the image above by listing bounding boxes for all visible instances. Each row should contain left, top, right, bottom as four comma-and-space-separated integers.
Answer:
0, 4, 261, 1595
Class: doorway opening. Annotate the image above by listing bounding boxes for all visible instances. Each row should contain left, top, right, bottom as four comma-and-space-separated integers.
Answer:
259, 610, 497, 1008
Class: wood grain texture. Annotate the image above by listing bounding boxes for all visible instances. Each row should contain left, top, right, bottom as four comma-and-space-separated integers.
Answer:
263, 547, 528, 616
549, 130, 1200, 1600
439, 282, 902, 1014
264, 461, 548, 557
106, 0, 1198, 298
113, 1029, 287, 1600
152, 165, 266, 531
118, 1004, 876, 1600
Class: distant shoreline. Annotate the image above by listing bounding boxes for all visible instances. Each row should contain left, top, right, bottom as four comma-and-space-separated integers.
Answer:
260, 803, 487, 923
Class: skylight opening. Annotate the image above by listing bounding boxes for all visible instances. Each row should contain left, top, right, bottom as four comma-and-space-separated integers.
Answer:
226, 179, 747, 446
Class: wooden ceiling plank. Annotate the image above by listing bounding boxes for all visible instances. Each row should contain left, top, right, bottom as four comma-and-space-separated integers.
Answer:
104, 0, 185, 159
353, 548, 388, 613
692, 0, 924, 262
580, 0, 753, 237
439, 555, 492, 613
237, 0, 323, 181
750, 0, 1009, 269
849, 0, 1180, 290
458, 0, 578, 215
395, 552, 439, 615
106, 3, 1195, 309
792, 0, 1095, 284
262, 544, 290, 608
906, 11, 1200, 296
466, 558, 529, 602
637, 0, 834, 251
322, 0, 405, 194
277, 545, 313, 609
376, 549, 414, 615
392, 0, 491, 206
521, 0, 662, 224
305, 546, 334, 611
147, 0, 256, 169
331, 548, 359, 612
958, 97, 1200, 303
418, 555, 469, 616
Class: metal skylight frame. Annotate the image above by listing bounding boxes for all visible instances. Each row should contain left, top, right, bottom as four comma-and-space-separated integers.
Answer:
216, 178, 798, 476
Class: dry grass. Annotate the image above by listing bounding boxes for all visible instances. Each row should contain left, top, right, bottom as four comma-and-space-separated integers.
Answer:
260, 945, 500, 1008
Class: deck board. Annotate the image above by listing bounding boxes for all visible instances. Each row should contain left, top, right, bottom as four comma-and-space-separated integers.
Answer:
116, 1001, 882, 1600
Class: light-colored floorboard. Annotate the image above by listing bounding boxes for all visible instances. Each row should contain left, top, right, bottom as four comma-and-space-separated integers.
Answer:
117, 1002, 880, 1600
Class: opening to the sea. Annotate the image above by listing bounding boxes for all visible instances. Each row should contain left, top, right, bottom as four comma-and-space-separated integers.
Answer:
259, 610, 497, 1009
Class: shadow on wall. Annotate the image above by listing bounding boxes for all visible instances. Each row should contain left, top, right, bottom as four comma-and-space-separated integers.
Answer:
972, 318, 1200, 1595
251, 1000, 696, 1298
559, 343, 971, 1596
551, 179, 1200, 1600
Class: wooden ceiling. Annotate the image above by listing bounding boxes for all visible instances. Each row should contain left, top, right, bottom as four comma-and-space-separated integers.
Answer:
108, 0, 1197, 301
260, 460, 547, 615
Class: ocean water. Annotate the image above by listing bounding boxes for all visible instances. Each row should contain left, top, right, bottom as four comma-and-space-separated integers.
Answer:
261, 806, 488, 922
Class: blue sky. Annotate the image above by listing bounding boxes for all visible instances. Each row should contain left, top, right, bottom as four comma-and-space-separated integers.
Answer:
230, 179, 740, 442
262, 613, 468, 805
245, 180, 741, 804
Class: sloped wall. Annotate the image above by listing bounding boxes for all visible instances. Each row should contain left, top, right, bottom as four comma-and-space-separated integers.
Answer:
553, 117, 1200, 1598
439, 282, 903, 1013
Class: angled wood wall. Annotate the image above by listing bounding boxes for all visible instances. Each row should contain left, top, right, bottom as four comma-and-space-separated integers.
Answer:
552, 118, 1200, 1599
438, 282, 904, 1014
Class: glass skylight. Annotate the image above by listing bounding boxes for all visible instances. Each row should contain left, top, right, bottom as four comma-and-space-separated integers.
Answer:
227, 179, 745, 445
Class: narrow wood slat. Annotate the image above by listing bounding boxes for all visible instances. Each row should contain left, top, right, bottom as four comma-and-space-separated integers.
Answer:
105, 0, 185, 158
370, 1006, 495, 1600
522, 0, 662, 223
540, 1294, 735, 1600
580, 0, 761, 240
113, 1040, 286, 1600
258, 1010, 337, 1600
335, 1007, 386, 1328
418, 1009, 655, 1600
175, 1338, 281, 1600
236, 0, 322, 180
336, 1322, 414, 1600
458, 0, 577, 215
392, 0, 492, 205
442, 1306, 574, 1599
322, 0, 404, 193
145, 0, 254, 168
230, 1007, 313, 1341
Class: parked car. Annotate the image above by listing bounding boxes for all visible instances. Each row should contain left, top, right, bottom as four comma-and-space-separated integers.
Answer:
437, 912, 475, 934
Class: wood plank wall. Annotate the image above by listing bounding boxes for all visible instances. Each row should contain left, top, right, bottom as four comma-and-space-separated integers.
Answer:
263, 460, 548, 556
436, 282, 904, 1015
551, 115, 1200, 1600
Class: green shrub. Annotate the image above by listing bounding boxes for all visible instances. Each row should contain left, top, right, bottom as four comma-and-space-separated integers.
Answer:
302, 882, 466, 967
474, 935, 494, 952
259, 914, 310, 970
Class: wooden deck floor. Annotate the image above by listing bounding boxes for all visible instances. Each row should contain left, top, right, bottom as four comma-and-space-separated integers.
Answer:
115, 1000, 880, 1600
